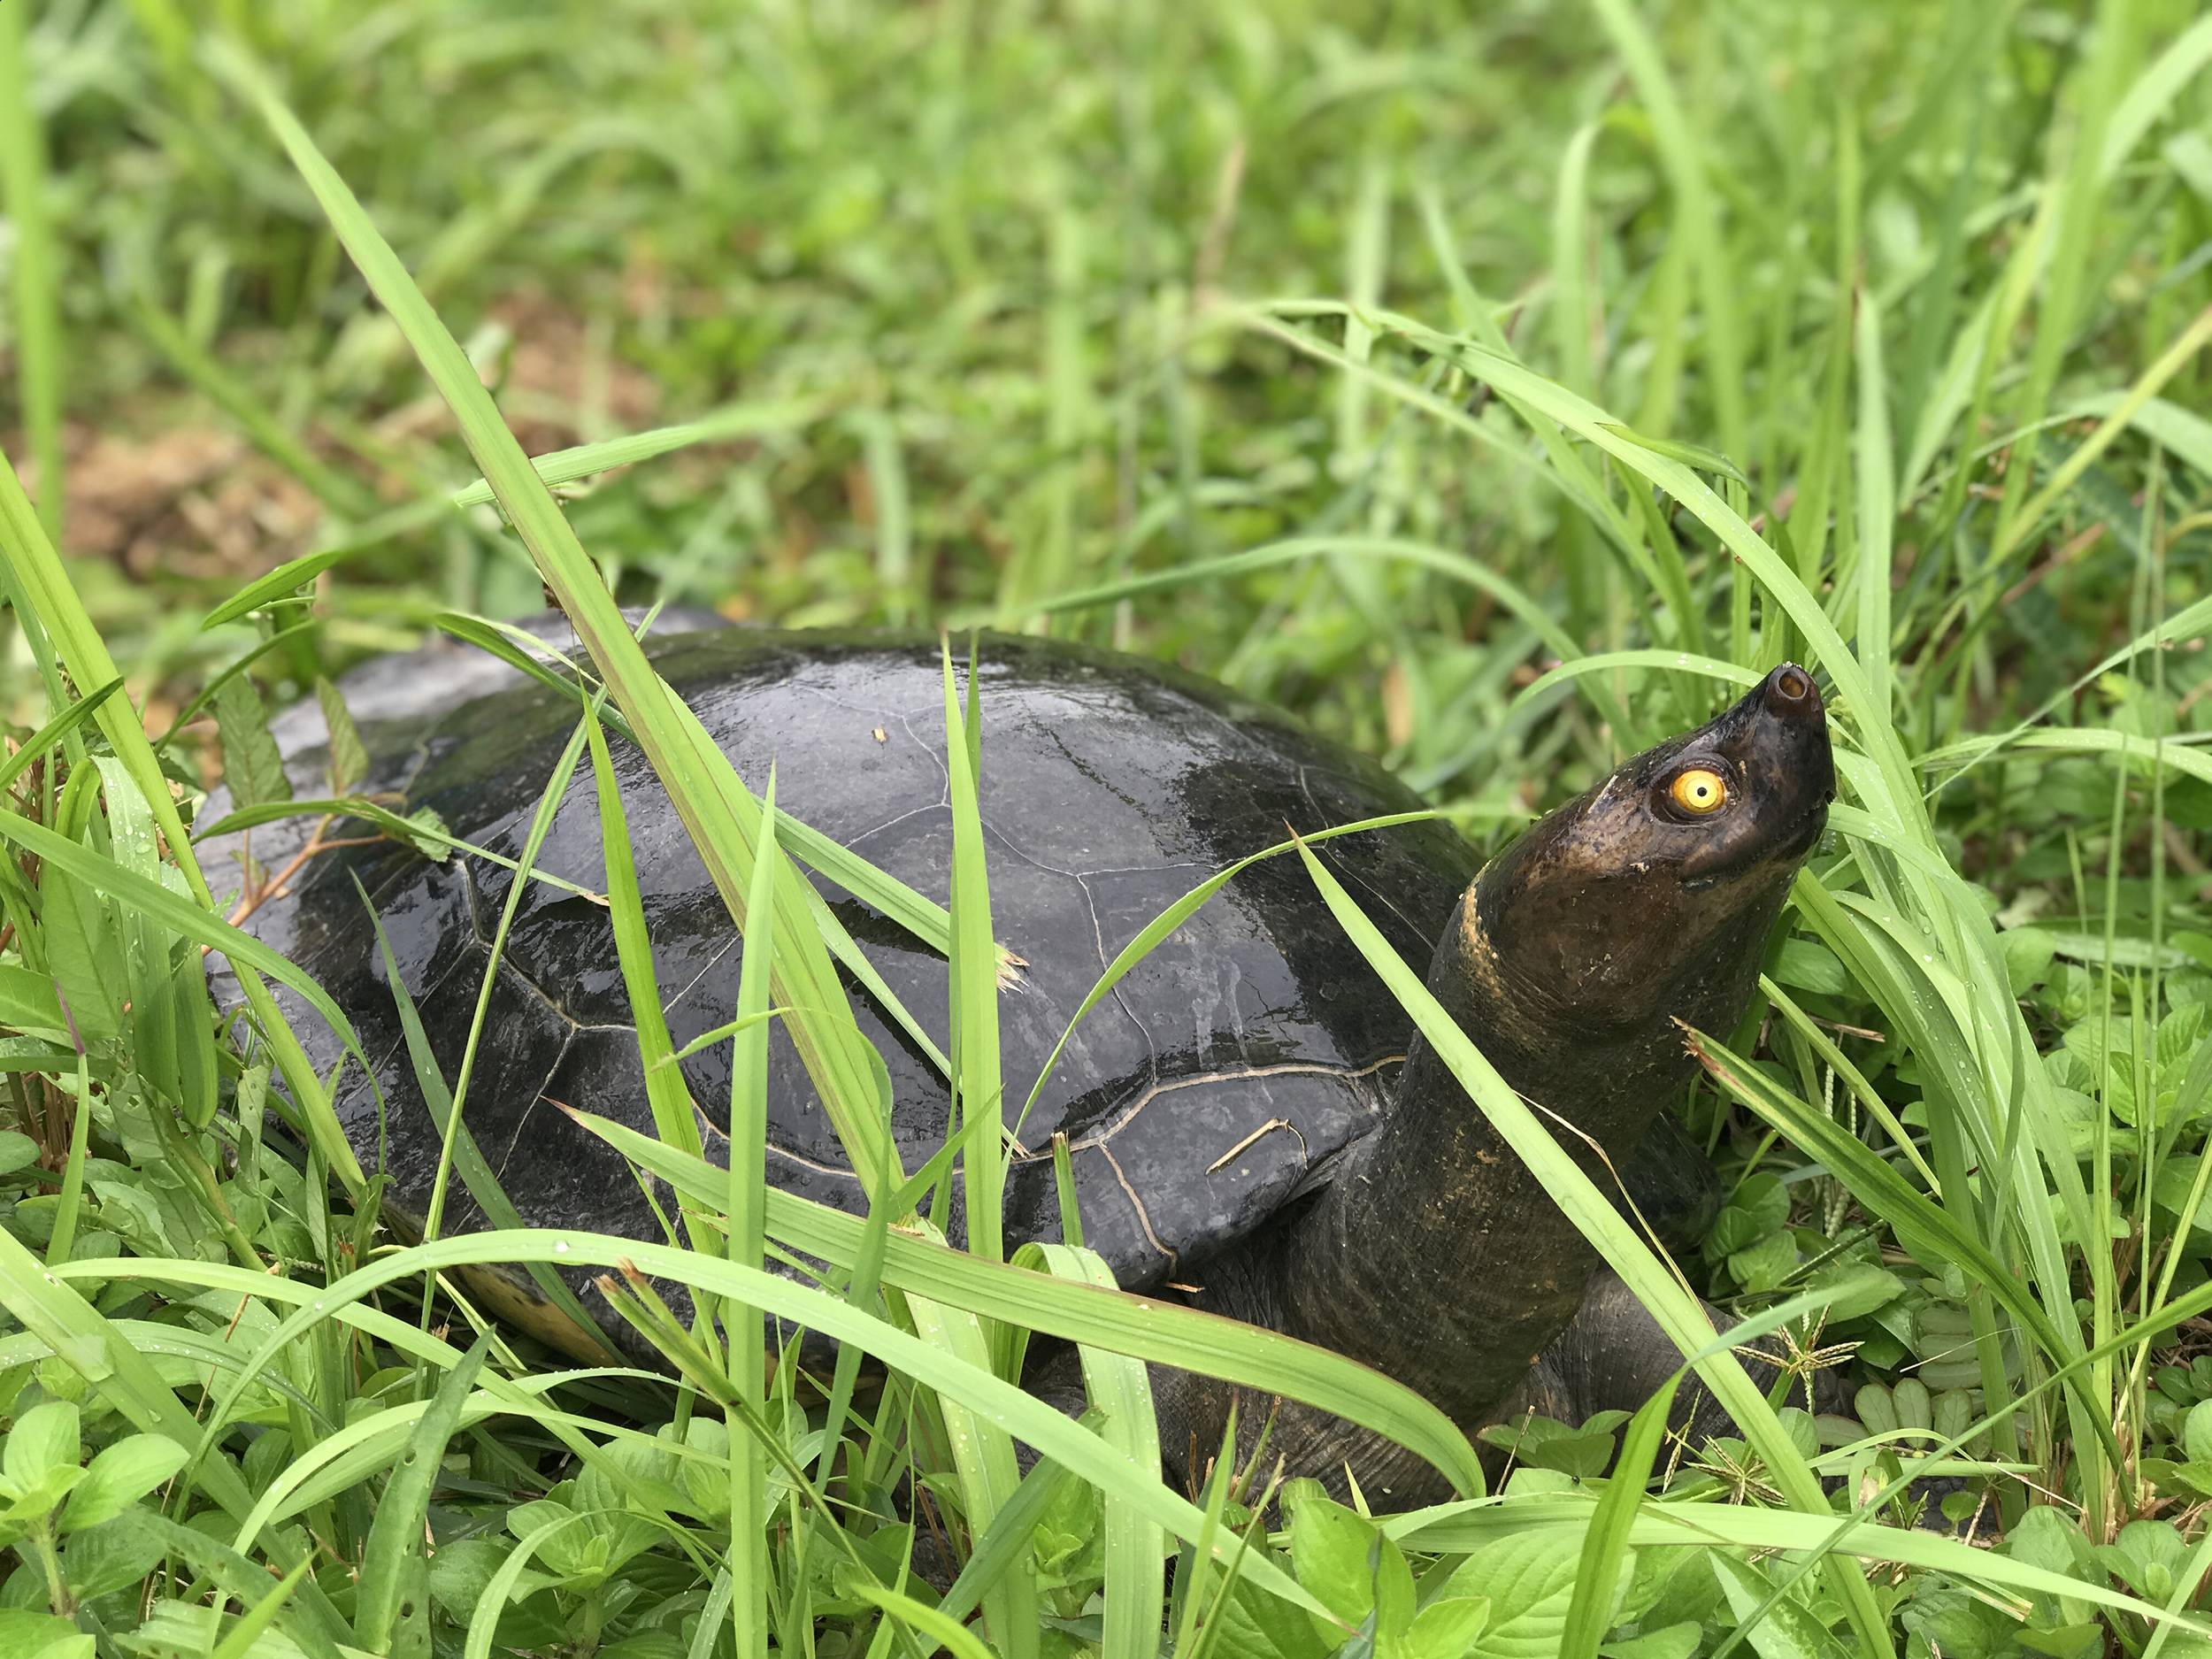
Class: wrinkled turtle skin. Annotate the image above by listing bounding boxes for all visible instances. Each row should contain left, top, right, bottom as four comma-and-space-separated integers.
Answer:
212, 619, 1830, 1500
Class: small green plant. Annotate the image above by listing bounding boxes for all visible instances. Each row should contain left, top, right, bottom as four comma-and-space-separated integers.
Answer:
0, 1398, 182, 1621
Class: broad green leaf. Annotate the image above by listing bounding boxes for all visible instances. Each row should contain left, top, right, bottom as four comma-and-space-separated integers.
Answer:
1454, 1529, 1579, 1659
59, 1510, 167, 1601
58, 1433, 186, 1532
1287, 1490, 1377, 1641
1, 1463, 83, 1533
1401, 1596, 1491, 1659
4, 1399, 79, 1485
1600, 1627, 1701, 1659
0, 965, 64, 1036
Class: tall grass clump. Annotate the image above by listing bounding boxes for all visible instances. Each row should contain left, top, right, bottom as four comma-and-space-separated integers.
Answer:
7, 2, 2212, 1655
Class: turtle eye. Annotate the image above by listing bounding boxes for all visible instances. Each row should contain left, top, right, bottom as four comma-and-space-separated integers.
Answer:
1669, 768, 1729, 815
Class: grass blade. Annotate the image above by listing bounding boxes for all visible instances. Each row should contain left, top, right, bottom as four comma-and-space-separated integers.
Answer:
209, 36, 898, 1196
564, 1103, 1484, 1494
361, 881, 621, 1358
942, 641, 1005, 1268
905, 1273, 1038, 1659
354, 1333, 494, 1654
0, 3, 62, 544
1018, 1242, 1166, 1659
0, 443, 357, 1188
729, 767, 780, 1659
447, 400, 821, 509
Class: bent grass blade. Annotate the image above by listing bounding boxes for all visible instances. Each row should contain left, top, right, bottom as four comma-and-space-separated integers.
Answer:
561, 1104, 1483, 1494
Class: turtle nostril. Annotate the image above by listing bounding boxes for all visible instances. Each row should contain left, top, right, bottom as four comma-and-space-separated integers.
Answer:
1763, 664, 1817, 715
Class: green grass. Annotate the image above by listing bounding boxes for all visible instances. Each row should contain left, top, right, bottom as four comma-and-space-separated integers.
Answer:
8, 0, 2212, 1654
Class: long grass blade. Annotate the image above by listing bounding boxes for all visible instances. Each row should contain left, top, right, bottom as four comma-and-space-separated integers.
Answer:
729, 768, 780, 1659
563, 1104, 1484, 1494
208, 37, 898, 1195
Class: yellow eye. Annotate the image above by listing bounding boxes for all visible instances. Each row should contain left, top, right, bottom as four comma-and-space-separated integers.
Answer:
1670, 768, 1728, 815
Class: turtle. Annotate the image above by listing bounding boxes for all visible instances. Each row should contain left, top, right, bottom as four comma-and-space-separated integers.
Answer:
210, 617, 1832, 1501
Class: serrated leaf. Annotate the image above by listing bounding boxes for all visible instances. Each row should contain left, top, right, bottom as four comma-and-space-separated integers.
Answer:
211, 677, 290, 811
59, 1433, 188, 1532
39, 866, 121, 1045
314, 677, 368, 796
400, 806, 450, 860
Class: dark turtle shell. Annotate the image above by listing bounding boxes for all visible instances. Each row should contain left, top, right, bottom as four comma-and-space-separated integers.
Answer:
217, 626, 1482, 1319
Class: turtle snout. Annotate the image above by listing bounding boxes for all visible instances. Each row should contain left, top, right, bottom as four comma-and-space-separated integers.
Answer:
1761, 663, 1822, 719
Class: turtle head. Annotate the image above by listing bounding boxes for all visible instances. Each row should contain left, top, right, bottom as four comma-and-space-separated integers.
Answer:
1445, 664, 1833, 1071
